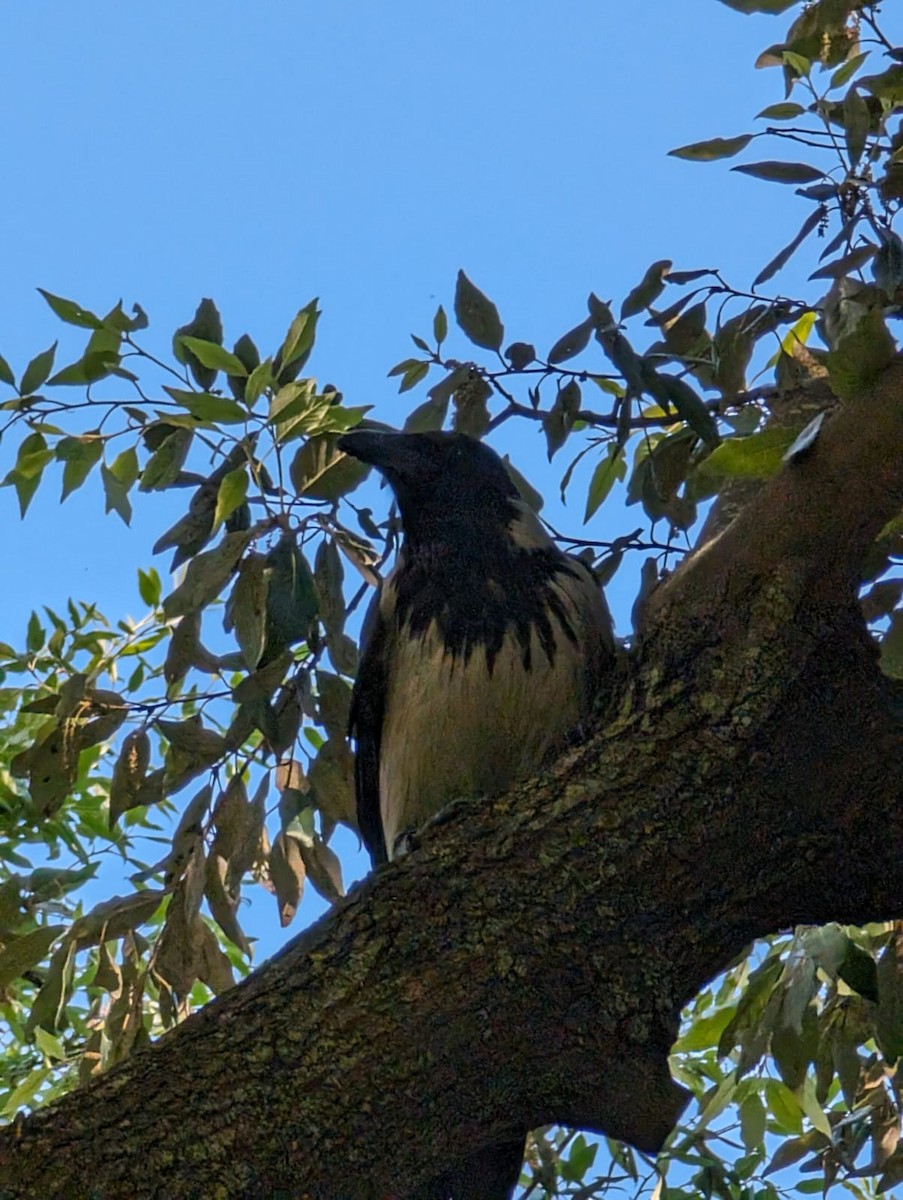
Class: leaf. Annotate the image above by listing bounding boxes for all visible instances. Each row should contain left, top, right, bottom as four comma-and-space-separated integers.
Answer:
669, 134, 753, 161
656, 375, 720, 445
172, 298, 223, 391
163, 529, 255, 620
308, 737, 357, 829
732, 161, 824, 184
825, 294, 896, 400
314, 539, 345, 640
37, 290, 102, 329
179, 337, 248, 377
162, 387, 247, 425
226, 552, 268, 671
584, 445, 627, 523
269, 831, 305, 927
101, 464, 132, 525
0, 352, 14, 387
621, 260, 672, 320
109, 730, 151, 827
698, 428, 796, 482
809, 243, 876, 281
756, 102, 806, 120
402, 396, 449, 433
843, 85, 870, 170
454, 270, 504, 351
260, 535, 319, 665
294, 833, 344, 903
57, 435, 103, 501
718, 0, 796, 11
548, 317, 594, 363
433, 305, 447, 345
754, 207, 823, 288
138, 567, 162, 608
19, 343, 57, 395
831, 51, 870, 91
212, 467, 249, 534
289, 434, 369, 500
505, 342, 536, 370
734, 1094, 763, 1147
277, 299, 320, 375
139, 427, 192, 492
0, 925, 65, 987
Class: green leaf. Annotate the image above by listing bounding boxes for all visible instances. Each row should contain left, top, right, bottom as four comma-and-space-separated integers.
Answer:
830, 51, 870, 91
139, 426, 192, 491
162, 387, 248, 425
110, 445, 140, 489
547, 317, 594, 363
172, 298, 223, 390
657, 375, 720, 445
718, 0, 796, 11
698, 428, 796, 481
669, 134, 753, 161
278, 299, 320, 373
26, 611, 45, 652
454, 270, 504, 351
764, 1079, 803, 1135
47, 349, 120, 387
584, 445, 626, 522
19, 343, 57, 395
57, 436, 103, 501
227, 552, 268, 671
783, 51, 811, 78
163, 529, 254, 620
753, 208, 822, 288
843, 85, 870, 170
212, 467, 249, 534
14, 432, 53, 480
732, 161, 824, 184
244, 359, 275, 408
621, 260, 672, 320
101, 464, 132, 525
0, 921, 64, 988
756, 102, 806, 120
289, 434, 369, 501
402, 396, 449, 433
138, 566, 162, 608
398, 361, 429, 393
179, 337, 249, 377
260, 535, 319, 665
433, 305, 447, 345
36, 289, 102, 329
0, 352, 14, 387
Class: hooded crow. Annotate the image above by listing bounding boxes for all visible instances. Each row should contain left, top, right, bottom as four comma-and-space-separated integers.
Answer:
338, 430, 617, 1199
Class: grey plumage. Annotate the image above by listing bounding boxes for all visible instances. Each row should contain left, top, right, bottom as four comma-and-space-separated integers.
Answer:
338, 429, 617, 1199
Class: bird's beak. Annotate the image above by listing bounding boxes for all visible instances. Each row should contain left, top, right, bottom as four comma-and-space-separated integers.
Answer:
338, 431, 418, 476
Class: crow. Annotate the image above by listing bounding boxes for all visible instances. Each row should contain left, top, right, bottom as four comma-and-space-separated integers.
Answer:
339, 429, 617, 1200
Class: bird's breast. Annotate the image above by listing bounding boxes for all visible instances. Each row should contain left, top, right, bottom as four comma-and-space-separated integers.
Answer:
377, 565, 608, 859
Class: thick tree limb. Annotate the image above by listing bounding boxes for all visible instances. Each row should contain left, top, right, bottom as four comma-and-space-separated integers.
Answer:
2, 365, 903, 1199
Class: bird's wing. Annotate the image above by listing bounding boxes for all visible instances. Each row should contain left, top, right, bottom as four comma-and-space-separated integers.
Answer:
349, 587, 390, 865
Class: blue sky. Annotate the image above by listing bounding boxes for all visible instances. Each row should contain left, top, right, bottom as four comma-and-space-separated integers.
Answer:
0, 3, 898, 945
0, 0, 831, 635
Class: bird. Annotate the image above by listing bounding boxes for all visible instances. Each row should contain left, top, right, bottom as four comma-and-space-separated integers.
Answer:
337, 429, 618, 1200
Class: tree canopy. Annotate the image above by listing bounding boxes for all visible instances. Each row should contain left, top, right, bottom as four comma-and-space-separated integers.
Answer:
3, 1, 903, 1196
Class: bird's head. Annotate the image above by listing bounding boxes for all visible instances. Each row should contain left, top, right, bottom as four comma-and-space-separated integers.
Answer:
337, 430, 522, 546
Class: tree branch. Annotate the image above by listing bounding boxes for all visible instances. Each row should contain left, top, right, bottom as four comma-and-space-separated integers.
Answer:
2, 365, 903, 1200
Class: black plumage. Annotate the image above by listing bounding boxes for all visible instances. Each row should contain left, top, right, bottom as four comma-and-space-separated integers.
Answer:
338, 430, 617, 1199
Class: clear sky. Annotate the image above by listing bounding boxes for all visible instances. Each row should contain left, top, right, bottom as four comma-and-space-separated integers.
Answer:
0, 2, 898, 946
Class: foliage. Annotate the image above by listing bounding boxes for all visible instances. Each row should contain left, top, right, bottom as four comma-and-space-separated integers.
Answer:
1, 1, 903, 1197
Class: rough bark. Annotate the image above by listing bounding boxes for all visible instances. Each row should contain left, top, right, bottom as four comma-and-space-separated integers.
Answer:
2, 364, 903, 1200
